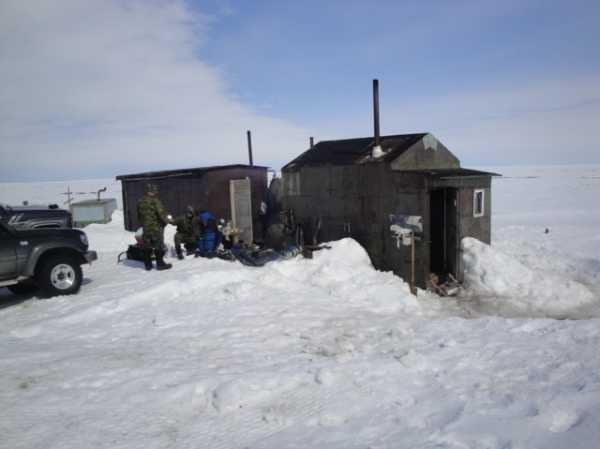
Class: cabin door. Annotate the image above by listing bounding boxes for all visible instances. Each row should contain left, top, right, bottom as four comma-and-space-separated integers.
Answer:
430, 188, 459, 279
230, 178, 253, 244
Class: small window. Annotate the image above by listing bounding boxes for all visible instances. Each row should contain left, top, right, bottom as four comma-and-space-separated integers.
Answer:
473, 189, 485, 217
286, 172, 301, 196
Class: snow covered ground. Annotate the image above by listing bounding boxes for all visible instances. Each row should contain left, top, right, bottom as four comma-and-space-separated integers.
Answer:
1, 165, 600, 449
0, 178, 121, 209
467, 164, 600, 319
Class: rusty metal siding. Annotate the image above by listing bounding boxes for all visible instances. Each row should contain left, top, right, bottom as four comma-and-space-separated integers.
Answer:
203, 167, 268, 228
121, 168, 267, 231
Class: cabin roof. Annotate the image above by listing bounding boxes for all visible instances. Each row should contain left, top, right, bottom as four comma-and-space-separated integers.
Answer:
71, 199, 117, 206
116, 164, 268, 181
283, 133, 427, 169
419, 168, 502, 178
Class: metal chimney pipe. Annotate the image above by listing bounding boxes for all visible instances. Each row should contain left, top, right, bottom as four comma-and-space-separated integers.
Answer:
247, 130, 254, 166
373, 79, 381, 148
310, 136, 314, 148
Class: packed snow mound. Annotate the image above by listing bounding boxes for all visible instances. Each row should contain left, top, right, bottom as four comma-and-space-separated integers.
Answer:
82, 214, 416, 314
462, 237, 597, 316
82, 210, 135, 252
82, 210, 184, 254
261, 238, 419, 313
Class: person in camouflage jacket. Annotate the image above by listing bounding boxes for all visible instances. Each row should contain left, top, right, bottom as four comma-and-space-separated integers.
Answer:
173, 205, 201, 259
136, 184, 172, 271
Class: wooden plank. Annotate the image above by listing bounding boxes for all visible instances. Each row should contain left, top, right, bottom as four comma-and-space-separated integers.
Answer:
230, 178, 254, 244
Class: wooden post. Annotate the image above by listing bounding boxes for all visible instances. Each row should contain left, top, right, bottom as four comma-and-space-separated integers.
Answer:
62, 186, 73, 207
410, 233, 417, 296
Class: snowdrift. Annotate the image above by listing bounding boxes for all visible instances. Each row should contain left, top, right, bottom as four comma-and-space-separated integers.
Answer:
84, 210, 178, 254
462, 237, 598, 316
4, 170, 600, 449
83, 213, 599, 319
82, 210, 134, 252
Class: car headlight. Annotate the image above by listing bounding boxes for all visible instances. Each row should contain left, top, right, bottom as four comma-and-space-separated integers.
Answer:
79, 233, 89, 246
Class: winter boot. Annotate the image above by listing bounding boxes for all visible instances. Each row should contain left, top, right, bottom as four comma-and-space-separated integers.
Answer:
155, 250, 172, 271
142, 249, 153, 271
175, 245, 184, 260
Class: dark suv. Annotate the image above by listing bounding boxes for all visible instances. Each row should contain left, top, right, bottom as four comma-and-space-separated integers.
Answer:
0, 221, 97, 296
0, 203, 72, 230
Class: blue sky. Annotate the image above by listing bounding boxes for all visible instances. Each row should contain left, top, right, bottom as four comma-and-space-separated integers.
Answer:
0, 0, 599, 181
197, 0, 599, 123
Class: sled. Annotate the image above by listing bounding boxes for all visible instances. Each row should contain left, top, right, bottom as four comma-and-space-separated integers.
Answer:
117, 244, 146, 264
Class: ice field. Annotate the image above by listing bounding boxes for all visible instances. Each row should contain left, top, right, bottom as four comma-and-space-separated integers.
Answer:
1, 165, 599, 449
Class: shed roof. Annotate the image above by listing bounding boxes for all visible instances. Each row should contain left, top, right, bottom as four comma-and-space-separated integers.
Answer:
283, 133, 427, 169
71, 199, 118, 206
422, 168, 501, 178
116, 164, 268, 181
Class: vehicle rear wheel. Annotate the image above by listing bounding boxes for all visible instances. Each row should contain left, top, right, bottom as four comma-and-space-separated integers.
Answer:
7, 281, 38, 295
36, 255, 82, 296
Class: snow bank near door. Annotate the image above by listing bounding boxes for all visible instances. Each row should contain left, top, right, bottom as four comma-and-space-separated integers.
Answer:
462, 237, 597, 316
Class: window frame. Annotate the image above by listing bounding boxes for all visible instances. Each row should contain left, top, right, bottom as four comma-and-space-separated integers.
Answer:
286, 171, 301, 196
473, 189, 485, 217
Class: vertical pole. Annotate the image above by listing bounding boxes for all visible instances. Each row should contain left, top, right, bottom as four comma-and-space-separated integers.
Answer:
247, 130, 254, 166
411, 233, 417, 296
373, 79, 381, 147
66, 186, 72, 206
310, 136, 314, 148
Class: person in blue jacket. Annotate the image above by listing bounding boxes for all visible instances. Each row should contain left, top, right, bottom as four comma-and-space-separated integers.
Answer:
196, 210, 221, 257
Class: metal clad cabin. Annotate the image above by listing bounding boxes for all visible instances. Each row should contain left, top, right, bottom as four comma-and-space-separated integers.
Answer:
282, 133, 499, 288
116, 164, 268, 233
71, 198, 118, 228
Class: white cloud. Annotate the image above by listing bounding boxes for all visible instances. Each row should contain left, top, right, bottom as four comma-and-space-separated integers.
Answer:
423, 77, 600, 165
319, 76, 600, 166
0, 0, 307, 181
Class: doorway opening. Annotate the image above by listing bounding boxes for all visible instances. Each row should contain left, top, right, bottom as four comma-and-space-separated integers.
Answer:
430, 188, 458, 279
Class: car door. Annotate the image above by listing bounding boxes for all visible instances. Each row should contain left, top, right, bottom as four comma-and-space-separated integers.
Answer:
0, 224, 18, 280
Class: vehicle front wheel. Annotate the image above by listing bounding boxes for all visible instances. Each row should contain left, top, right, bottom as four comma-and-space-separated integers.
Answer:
37, 255, 83, 296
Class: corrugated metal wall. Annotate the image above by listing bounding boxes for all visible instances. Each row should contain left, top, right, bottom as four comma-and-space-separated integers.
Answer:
283, 164, 492, 288
121, 168, 267, 232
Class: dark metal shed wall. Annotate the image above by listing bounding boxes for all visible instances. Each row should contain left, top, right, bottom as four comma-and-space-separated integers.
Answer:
203, 167, 268, 228
122, 175, 206, 230
456, 184, 492, 281
453, 182, 492, 245
426, 176, 492, 282
121, 168, 267, 232
283, 164, 430, 285
380, 170, 430, 287
283, 164, 493, 288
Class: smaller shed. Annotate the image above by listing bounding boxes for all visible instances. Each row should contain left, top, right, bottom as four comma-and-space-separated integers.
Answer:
71, 198, 118, 228
116, 164, 269, 239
